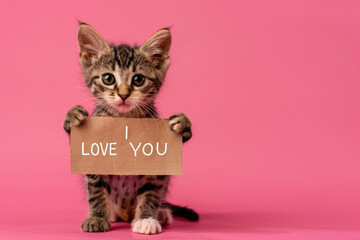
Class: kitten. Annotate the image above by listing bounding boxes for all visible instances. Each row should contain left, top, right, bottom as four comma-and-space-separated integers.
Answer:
63, 23, 198, 234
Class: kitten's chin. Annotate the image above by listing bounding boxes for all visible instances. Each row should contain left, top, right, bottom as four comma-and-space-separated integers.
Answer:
114, 102, 134, 113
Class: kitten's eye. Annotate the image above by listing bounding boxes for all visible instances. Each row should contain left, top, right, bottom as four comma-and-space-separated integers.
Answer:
102, 73, 115, 85
132, 74, 146, 87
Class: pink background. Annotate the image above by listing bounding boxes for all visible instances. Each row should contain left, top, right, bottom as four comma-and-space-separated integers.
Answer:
0, 0, 360, 239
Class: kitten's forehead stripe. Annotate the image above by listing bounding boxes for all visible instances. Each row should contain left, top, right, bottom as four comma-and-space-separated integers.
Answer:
113, 47, 121, 69
111, 55, 116, 71
114, 45, 135, 69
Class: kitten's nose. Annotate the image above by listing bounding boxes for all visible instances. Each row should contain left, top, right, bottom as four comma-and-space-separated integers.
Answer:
118, 83, 130, 101
119, 94, 129, 101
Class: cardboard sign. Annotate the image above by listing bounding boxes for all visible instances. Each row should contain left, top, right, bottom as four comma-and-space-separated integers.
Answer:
70, 116, 182, 175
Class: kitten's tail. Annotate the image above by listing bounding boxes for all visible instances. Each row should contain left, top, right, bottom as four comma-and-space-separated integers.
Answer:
166, 202, 199, 221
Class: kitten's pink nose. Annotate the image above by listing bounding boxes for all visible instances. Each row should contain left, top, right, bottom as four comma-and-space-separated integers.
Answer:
119, 94, 129, 101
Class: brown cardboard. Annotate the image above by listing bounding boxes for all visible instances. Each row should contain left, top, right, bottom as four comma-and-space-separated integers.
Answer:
70, 116, 182, 175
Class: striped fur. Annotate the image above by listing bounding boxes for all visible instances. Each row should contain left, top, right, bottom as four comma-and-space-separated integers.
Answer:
63, 23, 197, 234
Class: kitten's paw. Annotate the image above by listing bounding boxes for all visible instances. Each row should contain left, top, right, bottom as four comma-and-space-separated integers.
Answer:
157, 208, 173, 226
81, 217, 110, 232
63, 105, 88, 133
131, 217, 162, 235
169, 113, 192, 142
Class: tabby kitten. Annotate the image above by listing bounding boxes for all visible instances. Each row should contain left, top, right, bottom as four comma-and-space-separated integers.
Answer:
63, 23, 198, 234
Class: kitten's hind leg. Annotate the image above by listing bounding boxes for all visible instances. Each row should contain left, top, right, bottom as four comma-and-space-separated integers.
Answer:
81, 175, 111, 232
157, 208, 173, 226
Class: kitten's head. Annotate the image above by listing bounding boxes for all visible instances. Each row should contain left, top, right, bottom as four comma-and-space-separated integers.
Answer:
77, 23, 171, 115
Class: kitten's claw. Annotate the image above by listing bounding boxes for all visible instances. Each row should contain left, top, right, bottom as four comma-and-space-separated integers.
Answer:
81, 217, 110, 232
63, 105, 88, 133
131, 218, 162, 235
169, 113, 192, 142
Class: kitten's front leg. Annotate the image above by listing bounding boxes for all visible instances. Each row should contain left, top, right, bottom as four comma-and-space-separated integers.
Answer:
63, 105, 89, 134
131, 179, 165, 235
81, 175, 111, 232
169, 113, 192, 142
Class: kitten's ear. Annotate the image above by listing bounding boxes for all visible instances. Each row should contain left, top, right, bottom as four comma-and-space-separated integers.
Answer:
140, 28, 171, 68
78, 23, 111, 63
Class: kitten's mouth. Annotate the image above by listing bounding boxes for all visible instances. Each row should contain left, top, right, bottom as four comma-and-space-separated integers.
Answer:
115, 101, 133, 113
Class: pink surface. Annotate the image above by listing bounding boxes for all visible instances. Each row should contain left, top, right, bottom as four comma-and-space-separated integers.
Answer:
0, 0, 360, 239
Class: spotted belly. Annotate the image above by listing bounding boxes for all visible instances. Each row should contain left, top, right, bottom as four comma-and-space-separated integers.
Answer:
109, 175, 138, 222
